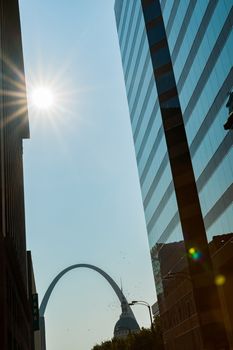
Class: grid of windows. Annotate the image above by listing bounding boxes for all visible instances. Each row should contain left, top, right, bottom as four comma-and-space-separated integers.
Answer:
116, 0, 233, 253
115, 0, 178, 250
162, 0, 233, 242
115, 5, 233, 336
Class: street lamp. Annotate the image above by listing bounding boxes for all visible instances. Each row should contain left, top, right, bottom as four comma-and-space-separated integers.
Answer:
128, 300, 153, 331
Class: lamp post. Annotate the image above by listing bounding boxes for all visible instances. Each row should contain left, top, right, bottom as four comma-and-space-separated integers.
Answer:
129, 300, 153, 331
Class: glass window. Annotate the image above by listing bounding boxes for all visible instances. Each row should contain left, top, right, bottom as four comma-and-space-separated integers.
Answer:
134, 87, 158, 152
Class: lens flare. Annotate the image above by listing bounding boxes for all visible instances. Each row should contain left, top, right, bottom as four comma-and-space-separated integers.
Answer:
26, 65, 80, 134
188, 247, 202, 261
188, 248, 195, 255
215, 274, 226, 286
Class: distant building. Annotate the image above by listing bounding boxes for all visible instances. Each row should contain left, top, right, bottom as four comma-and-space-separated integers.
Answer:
157, 234, 233, 349
151, 301, 159, 318
115, 0, 233, 348
209, 233, 233, 347
0, 0, 33, 349
114, 299, 140, 338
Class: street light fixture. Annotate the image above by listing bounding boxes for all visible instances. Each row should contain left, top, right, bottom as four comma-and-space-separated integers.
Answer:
128, 300, 153, 331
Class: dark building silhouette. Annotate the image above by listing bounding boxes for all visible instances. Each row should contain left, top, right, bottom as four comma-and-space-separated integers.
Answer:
0, 0, 33, 349
154, 234, 233, 349
209, 233, 233, 347
27, 252, 40, 350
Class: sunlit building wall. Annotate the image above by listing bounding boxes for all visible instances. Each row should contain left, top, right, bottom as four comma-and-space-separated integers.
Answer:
115, 0, 233, 348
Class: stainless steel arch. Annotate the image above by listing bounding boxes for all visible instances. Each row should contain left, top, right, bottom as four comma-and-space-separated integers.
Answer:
39, 263, 139, 350
39, 263, 134, 317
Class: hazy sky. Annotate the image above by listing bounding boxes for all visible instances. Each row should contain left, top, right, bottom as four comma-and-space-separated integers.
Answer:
19, 1, 156, 349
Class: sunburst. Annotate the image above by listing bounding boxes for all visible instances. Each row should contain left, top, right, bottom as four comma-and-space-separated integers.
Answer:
31, 86, 55, 110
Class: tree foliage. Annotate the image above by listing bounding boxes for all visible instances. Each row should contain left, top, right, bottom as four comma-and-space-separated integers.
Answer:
92, 317, 164, 350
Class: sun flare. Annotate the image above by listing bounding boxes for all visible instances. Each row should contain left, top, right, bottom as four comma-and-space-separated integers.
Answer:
27, 71, 78, 132
31, 86, 55, 110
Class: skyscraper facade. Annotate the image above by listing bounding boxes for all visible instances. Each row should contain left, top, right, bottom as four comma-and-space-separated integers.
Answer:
0, 0, 33, 349
115, 0, 233, 349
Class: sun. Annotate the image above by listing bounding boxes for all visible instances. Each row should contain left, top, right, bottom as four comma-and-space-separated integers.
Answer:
31, 86, 55, 110
27, 71, 77, 131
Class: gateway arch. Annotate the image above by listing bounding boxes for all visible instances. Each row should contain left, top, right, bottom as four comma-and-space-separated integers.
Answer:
39, 263, 139, 350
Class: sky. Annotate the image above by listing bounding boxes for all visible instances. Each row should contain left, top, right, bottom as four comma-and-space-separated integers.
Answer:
19, 1, 156, 349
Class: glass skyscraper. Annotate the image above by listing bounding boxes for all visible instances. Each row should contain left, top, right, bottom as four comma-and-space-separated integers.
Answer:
115, 1, 233, 349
